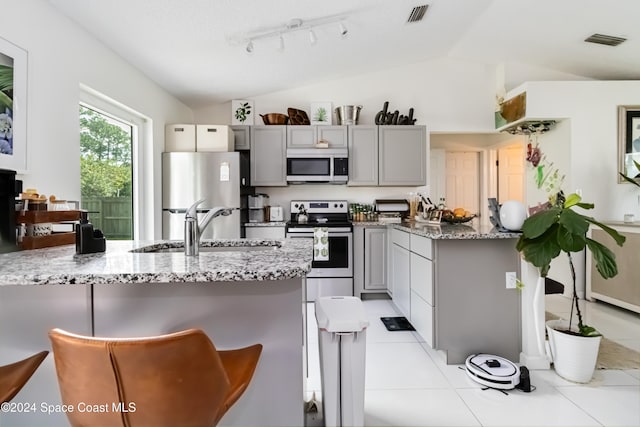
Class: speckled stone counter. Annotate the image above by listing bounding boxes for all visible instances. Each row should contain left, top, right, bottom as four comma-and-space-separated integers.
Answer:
0, 238, 312, 286
392, 220, 522, 239
0, 238, 311, 427
244, 221, 287, 227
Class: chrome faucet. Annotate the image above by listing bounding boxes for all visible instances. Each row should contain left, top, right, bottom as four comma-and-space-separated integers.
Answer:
184, 199, 236, 256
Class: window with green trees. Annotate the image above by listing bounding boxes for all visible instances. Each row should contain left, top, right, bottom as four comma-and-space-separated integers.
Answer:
79, 105, 133, 239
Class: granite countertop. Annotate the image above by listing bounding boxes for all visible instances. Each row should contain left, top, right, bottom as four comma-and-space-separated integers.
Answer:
0, 238, 312, 286
244, 222, 287, 227
392, 220, 522, 239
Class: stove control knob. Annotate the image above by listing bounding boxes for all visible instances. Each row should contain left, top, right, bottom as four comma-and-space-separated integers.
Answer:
334, 203, 338, 208
339, 203, 344, 208
294, 203, 299, 209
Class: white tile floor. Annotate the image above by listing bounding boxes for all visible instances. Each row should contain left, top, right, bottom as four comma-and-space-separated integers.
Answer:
305, 296, 640, 427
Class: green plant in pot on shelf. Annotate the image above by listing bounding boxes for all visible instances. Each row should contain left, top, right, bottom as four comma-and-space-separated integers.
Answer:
516, 141, 626, 382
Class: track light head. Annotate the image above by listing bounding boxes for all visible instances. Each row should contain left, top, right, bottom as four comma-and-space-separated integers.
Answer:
309, 28, 317, 45
339, 22, 348, 37
246, 40, 254, 53
278, 34, 285, 51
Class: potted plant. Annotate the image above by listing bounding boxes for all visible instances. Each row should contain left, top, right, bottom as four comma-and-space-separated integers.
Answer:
516, 143, 626, 383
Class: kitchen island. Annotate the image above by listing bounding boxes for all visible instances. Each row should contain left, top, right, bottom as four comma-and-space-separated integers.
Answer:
387, 220, 523, 364
0, 239, 312, 427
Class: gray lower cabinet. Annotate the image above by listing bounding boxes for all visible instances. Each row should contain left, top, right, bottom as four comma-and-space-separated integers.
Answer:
391, 228, 411, 318
354, 225, 388, 297
399, 232, 522, 364
353, 227, 388, 297
231, 125, 250, 150
250, 126, 287, 186
379, 125, 427, 186
287, 125, 347, 148
410, 234, 434, 347
364, 227, 387, 290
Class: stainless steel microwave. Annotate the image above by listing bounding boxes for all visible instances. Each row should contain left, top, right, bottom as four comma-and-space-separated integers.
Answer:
286, 148, 348, 183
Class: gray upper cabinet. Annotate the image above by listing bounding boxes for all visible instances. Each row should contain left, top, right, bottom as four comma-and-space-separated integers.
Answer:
250, 126, 287, 186
287, 125, 347, 148
378, 125, 427, 186
348, 125, 378, 186
231, 125, 250, 150
317, 126, 348, 147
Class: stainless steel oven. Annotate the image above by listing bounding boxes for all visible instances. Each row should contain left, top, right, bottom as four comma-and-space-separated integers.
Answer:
286, 148, 348, 183
286, 200, 353, 302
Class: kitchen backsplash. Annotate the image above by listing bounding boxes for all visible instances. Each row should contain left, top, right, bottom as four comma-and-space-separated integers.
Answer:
258, 185, 428, 218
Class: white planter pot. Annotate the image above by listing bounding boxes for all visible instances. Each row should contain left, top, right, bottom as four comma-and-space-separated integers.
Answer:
546, 319, 601, 383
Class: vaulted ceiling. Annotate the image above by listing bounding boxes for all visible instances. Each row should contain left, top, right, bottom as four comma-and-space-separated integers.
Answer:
48, 0, 640, 108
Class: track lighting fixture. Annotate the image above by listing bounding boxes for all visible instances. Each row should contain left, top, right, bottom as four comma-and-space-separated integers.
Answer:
232, 14, 349, 53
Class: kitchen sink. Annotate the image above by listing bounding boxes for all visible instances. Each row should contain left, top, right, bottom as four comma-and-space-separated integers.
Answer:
130, 242, 282, 254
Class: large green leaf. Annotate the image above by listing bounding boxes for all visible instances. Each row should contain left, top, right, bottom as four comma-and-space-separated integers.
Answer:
0, 91, 11, 110
585, 217, 626, 246
517, 223, 562, 276
521, 207, 561, 239
586, 238, 619, 279
558, 208, 590, 236
563, 193, 581, 208
0, 65, 13, 92
556, 224, 587, 252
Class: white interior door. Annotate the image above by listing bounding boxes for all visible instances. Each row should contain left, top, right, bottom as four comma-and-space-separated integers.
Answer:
498, 143, 525, 203
445, 151, 479, 214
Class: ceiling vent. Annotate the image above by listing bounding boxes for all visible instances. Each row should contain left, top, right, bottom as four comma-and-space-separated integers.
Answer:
407, 5, 428, 23
584, 33, 627, 47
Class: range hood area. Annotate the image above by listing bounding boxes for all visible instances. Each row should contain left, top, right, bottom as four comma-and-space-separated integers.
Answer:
495, 91, 560, 135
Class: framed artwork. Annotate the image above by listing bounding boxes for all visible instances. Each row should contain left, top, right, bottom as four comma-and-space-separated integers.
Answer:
231, 100, 254, 125
618, 105, 640, 183
310, 102, 332, 125
0, 37, 27, 173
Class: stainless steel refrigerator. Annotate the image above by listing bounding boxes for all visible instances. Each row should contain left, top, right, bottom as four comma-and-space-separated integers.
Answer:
162, 151, 252, 240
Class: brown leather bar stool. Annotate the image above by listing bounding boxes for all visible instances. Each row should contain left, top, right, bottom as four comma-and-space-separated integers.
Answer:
0, 351, 49, 403
49, 328, 262, 427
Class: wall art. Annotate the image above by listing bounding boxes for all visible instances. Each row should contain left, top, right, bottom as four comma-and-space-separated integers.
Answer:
0, 37, 27, 172
231, 100, 254, 125
618, 105, 640, 183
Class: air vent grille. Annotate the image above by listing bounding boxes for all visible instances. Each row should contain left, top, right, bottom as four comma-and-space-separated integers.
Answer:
407, 5, 428, 23
584, 33, 626, 47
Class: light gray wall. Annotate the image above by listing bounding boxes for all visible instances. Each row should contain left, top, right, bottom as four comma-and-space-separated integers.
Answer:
2, 0, 193, 238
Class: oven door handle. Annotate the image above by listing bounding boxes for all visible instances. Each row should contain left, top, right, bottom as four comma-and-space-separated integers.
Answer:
286, 227, 352, 234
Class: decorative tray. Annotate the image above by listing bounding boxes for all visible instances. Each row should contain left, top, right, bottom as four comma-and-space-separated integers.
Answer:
441, 213, 476, 224
287, 108, 310, 125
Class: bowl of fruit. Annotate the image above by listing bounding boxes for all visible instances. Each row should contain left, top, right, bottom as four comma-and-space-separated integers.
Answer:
440, 208, 475, 224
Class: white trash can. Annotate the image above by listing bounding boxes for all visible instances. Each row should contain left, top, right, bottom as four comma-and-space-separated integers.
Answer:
315, 296, 369, 427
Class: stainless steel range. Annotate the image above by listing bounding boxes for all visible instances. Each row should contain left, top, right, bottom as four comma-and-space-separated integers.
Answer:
286, 200, 353, 302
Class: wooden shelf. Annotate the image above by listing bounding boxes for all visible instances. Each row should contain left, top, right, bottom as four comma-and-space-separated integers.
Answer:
15, 210, 81, 250
19, 232, 76, 250
16, 210, 81, 224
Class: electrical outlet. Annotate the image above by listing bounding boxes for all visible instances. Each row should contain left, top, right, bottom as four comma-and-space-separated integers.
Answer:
506, 271, 517, 289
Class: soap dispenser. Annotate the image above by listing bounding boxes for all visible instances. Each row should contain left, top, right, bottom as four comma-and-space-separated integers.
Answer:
75, 210, 106, 254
